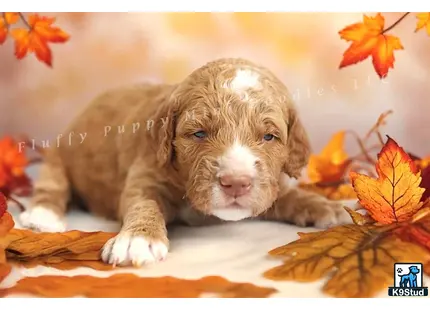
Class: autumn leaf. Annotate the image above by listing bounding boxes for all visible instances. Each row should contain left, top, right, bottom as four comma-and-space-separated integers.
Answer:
339, 13, 403, 78
4, 13, 19, 25
307, 131, 351, 183
0, 274, 277, 298
0, 13, 19, 44
0, 136, 32, 198
415, 13, 430, 36
10, 13, 70, 67
4, 229, 116, 270
13, 258, 114, 271
262, 223, 430, 298
0, 17, 7, 45
298, 183, 357, 201
350, 136, 425, 224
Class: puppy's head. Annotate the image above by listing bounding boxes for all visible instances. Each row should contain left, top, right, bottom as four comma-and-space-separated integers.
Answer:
157, 58, 310, 221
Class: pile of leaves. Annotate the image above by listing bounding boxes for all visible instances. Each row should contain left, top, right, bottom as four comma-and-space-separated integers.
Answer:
299, 110, 430, 203
263, 112, 430, 298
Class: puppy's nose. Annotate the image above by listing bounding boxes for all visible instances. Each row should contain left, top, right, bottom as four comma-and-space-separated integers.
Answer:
219, 174, 252, 197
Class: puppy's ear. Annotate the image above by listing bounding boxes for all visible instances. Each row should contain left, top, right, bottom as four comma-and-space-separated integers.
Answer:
283, 107, 311, 179
155, 95, 179, 168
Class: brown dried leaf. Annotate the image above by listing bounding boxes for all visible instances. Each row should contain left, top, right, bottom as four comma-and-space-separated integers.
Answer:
0, 274, 277, 298
263, 224, 430, 298
13, 258, 114, 271
343, 207, 375, 225
4, 229, 116, 270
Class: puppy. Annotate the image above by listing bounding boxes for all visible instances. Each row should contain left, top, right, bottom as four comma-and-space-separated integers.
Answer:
20, 58, 350, 266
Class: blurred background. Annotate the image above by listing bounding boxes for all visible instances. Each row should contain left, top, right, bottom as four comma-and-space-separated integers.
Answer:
1, 12, 429, 157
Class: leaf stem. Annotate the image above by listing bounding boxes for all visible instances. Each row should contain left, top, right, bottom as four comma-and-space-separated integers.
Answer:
346, 130, 377, 165
382, 12, 410, 34
18, 12, 31, 30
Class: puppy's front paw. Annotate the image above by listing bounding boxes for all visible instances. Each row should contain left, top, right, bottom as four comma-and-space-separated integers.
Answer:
19, 206, 67, 233
101, 232, 169, 267
293, 200, 352, 229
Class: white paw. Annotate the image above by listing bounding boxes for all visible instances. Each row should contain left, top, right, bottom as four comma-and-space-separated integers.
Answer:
19, 206, 66, 233
101, 233, 168, 267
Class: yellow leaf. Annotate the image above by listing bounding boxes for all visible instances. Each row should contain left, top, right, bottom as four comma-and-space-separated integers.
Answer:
350, 136, 425, 224
415, 13, 430, 36
307, 131, 350, 183
4, 13, 19, 25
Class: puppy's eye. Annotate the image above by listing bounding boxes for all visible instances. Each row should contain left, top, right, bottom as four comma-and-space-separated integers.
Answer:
263, 134, 275, 141
193, 131, 207, 139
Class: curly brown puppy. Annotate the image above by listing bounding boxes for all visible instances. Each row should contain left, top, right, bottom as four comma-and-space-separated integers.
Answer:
20, 58, 351, 266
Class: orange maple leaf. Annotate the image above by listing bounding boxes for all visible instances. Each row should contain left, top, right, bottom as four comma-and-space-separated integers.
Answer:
350, 136, 425, 224
0, 136, 32, 197
415, 13, 430, 36
4, 13, 19, 24
307, 131, 350, 183
0, 13, 19, 44
339, 13, 403, 79
0, 18, 7, 45
10, 14, 69, 67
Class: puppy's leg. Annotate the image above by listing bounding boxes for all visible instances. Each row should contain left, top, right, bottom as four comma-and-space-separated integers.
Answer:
20, 148, 69, 232
261, 186, 352, 229
101, 160, 170, 267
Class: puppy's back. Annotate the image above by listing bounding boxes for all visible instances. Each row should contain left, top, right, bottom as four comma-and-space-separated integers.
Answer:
55, 83, 174, 216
